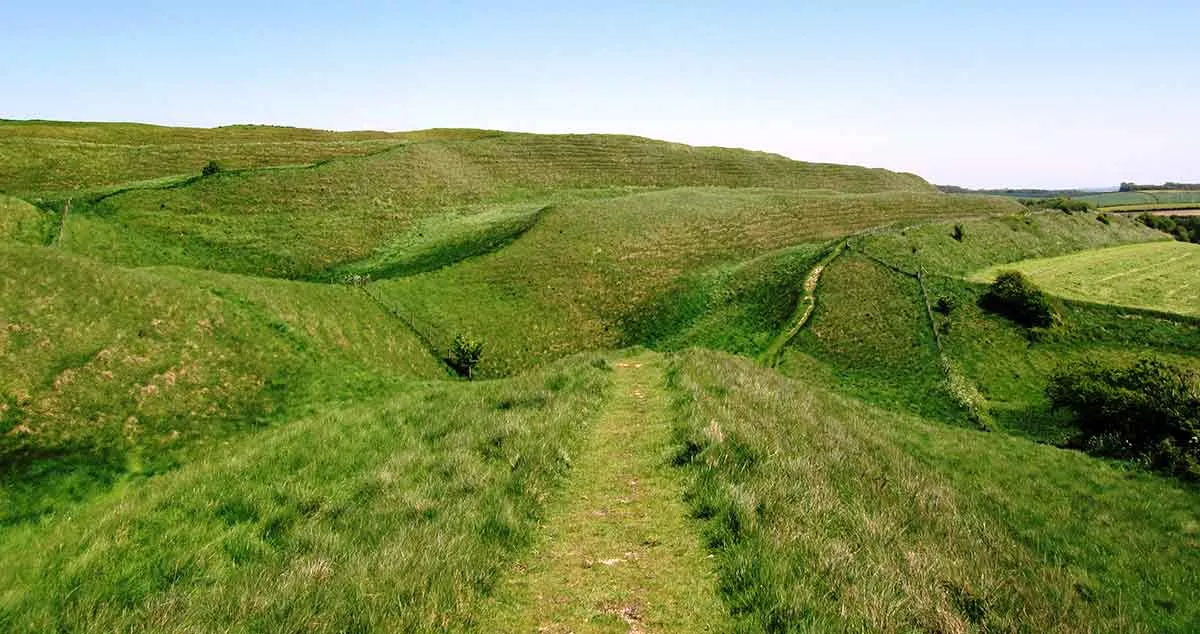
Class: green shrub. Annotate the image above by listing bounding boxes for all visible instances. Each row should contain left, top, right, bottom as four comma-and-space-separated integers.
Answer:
1138, 213, 1198, 244
980, 271, 1056, 328
1048, 357, 1200, 478
934, 296, 956, 316
951, 224, 966, 242
201, 160, 224, 177
448, 333, 484, 380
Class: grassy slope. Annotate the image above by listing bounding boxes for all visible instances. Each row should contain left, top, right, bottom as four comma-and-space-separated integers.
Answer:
0, 356, 610, 633
374, 188, 1020, 377
669, 351, 1200, 633
0, 195, 52, 244
778, 212, 1199, 436
783, 252, 953, 421
924, 274, 1200, 440
974, 241, 1200, 316
854, 209, 1165, 276
47, 132, 940, 279
0, 244, 444, 523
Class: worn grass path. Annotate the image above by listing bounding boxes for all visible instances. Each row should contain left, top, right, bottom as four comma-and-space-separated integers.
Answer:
481, 352, 728, 633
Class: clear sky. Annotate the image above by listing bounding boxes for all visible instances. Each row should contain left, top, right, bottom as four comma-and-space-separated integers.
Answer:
3, 1, 1197, 188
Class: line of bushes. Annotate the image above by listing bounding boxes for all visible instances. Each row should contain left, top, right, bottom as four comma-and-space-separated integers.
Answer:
1018, 197, 1094, 213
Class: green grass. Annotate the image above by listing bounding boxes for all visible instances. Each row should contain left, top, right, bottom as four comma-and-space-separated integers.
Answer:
1103, 202, 1200, 213
31, 130, 944, 279
0, 244, 444, 523
973, 241, 1200, 316
372, 188, 1019, 377
1074, 190, 1200, 209
855, 209, 1164, 276
923, 275, 1200, 441
483, 352, 727, 633
781, 252, 958, 422
0, 356, 610, 633
0, 119, 508, 197
773, 214, 1199, 438
5, 119, 1198, 632
0, 195, 52, 244
668, 350, 1200, 633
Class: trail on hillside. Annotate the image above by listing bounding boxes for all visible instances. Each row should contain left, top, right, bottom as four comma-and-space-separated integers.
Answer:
482, 352, 726, 633
761, 240, 846, 367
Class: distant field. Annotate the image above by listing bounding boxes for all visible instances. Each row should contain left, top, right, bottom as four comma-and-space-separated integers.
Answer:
1104, 202, 1200, 214
1077, 190, 1200, 210
973, 241, 1200, 316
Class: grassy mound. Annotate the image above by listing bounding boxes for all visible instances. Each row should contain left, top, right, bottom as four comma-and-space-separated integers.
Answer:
0, 244, 445, 523
373, 188, 1018, 376
669, 350, 1200, 633
0, 356, 610, 633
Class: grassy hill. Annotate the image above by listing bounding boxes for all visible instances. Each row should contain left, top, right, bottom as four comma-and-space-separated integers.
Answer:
778, 210, 1198, 437
6, 122, 937, 280
1, 119, 1196, 632
0, 243, 445, 523
372, 188, 1018, 376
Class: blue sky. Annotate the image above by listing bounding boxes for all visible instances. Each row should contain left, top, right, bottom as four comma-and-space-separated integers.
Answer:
3, 1, 1197, 187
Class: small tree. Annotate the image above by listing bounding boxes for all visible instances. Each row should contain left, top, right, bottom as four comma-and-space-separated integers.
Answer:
981, 271, 1056, 329
448, 333, 483, 380
202, 160, 224, 177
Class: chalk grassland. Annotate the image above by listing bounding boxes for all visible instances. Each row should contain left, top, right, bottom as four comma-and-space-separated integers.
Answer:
0, 357, 610, 633
973, 241, 1200, 317
778, 211, 1199, 437
851, 210, 1166, 276
0, 195, 51, 244
0, 243, 445, 524
372, 188, 1020, 377
669, 351, 1200, 633
5, 125, 938, 280
0, 120, 508, 197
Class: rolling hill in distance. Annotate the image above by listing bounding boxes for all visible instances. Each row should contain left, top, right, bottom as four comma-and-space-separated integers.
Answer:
1, 120, 1197, 633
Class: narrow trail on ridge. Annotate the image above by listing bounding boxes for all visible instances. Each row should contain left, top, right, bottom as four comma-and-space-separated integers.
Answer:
762, 240, 847, 368
482, 352, 727, 633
